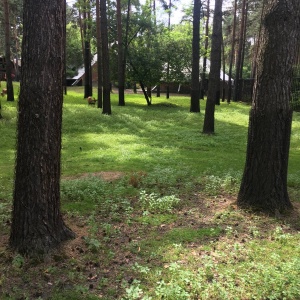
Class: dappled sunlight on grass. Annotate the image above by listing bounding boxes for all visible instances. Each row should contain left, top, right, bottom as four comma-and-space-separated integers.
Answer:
1, 91, 300, 299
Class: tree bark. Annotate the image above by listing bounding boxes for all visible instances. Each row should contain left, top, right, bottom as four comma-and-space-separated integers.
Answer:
190, 0, 201, 113
3, 0, 14, 102
227, 0, 237, 103
10, 0, 75, 256
100, 0, 112, 114
83, 0, 93, 98
203, 0, 223, 133
233, 0, 247, 102
117, 0, 125, 106
238, 0, 300, 214
96, 0, 103, 108
200, 0, 209, 100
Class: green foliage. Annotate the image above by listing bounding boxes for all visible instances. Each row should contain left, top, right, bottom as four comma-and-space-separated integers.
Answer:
1, 88, 300, 300
61, 176, 133, 219
125, 232, 300, 300
202, 170, 242, 196
164, 227, 221, 243
139, 190, 180, 213
66, 23, 83, 78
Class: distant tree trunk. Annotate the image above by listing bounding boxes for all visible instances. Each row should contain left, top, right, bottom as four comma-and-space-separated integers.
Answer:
122, 0, 131, 99
100, 0, 112, 114
78, 5, 85, 58
221, 35, 226, 102
156, 84, 160, 97
233, 0, 246, 102
147, 85, 152, 100
190, 0, 201, 113
117, 0, 125, 106
13, 17, 20, 82
166, 0, 171, 99
10, 0, 75, 255
83, 0, 92, 98
3, 0, 14, 102
237, 0, 300, 214
96, 0, 103, 108
203, 0, 223, 133
200, 0, 209, 100
140, 81, 151, 105
227, 0, 237, 103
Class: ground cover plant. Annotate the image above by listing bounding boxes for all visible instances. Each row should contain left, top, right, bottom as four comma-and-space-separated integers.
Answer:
0, 86, 300, 299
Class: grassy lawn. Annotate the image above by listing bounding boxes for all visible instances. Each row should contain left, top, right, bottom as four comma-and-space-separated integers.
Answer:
0, 87, 300, 299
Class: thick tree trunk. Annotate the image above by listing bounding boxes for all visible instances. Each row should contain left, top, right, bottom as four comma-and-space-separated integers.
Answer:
100, 0, 112, 114
10, 0, 75, 256
190, 0, 201, 113
238, 0, 300, 214
3, 0, 14, 102
203, 0, 223, 134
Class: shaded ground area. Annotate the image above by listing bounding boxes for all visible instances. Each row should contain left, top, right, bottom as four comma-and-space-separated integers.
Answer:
0, 172, 300, 299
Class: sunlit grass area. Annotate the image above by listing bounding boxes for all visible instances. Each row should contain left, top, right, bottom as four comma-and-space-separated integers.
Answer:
1, 87, 300, 299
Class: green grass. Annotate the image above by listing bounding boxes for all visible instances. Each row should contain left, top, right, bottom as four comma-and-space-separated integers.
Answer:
1, 87, 300, 299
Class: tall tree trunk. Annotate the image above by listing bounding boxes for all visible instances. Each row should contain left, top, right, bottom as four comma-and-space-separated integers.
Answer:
96, 0, 103, 108
203, 0, 223, 133
10, 0, 75, 256
3, 0, 14, 102
117, 0, 125, 106
166, 0, 171, 99
237, 0, 300, 214
200, 0, 210, 100
227, 0, 237, 103
221, 35, 226, 102
83, 0, 92, 98
233, 0, 247, 102
78, 4, 85, 62
190, 0, 201, 113
100, 0, 112, 114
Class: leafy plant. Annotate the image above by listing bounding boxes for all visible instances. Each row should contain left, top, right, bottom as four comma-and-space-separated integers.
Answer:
139, 190, 180, 213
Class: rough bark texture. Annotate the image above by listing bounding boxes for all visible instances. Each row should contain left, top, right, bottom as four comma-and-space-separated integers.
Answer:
238, 0, 300, 214
10, 0, 75, 256
190, 0, 201, 113
100, 0, 112, 115
203, 0, 223, 133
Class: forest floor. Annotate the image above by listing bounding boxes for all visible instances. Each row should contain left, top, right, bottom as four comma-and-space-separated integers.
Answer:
1, 171, 300, 300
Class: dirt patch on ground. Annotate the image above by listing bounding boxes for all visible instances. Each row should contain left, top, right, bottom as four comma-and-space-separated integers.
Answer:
62, 171, 125, 182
